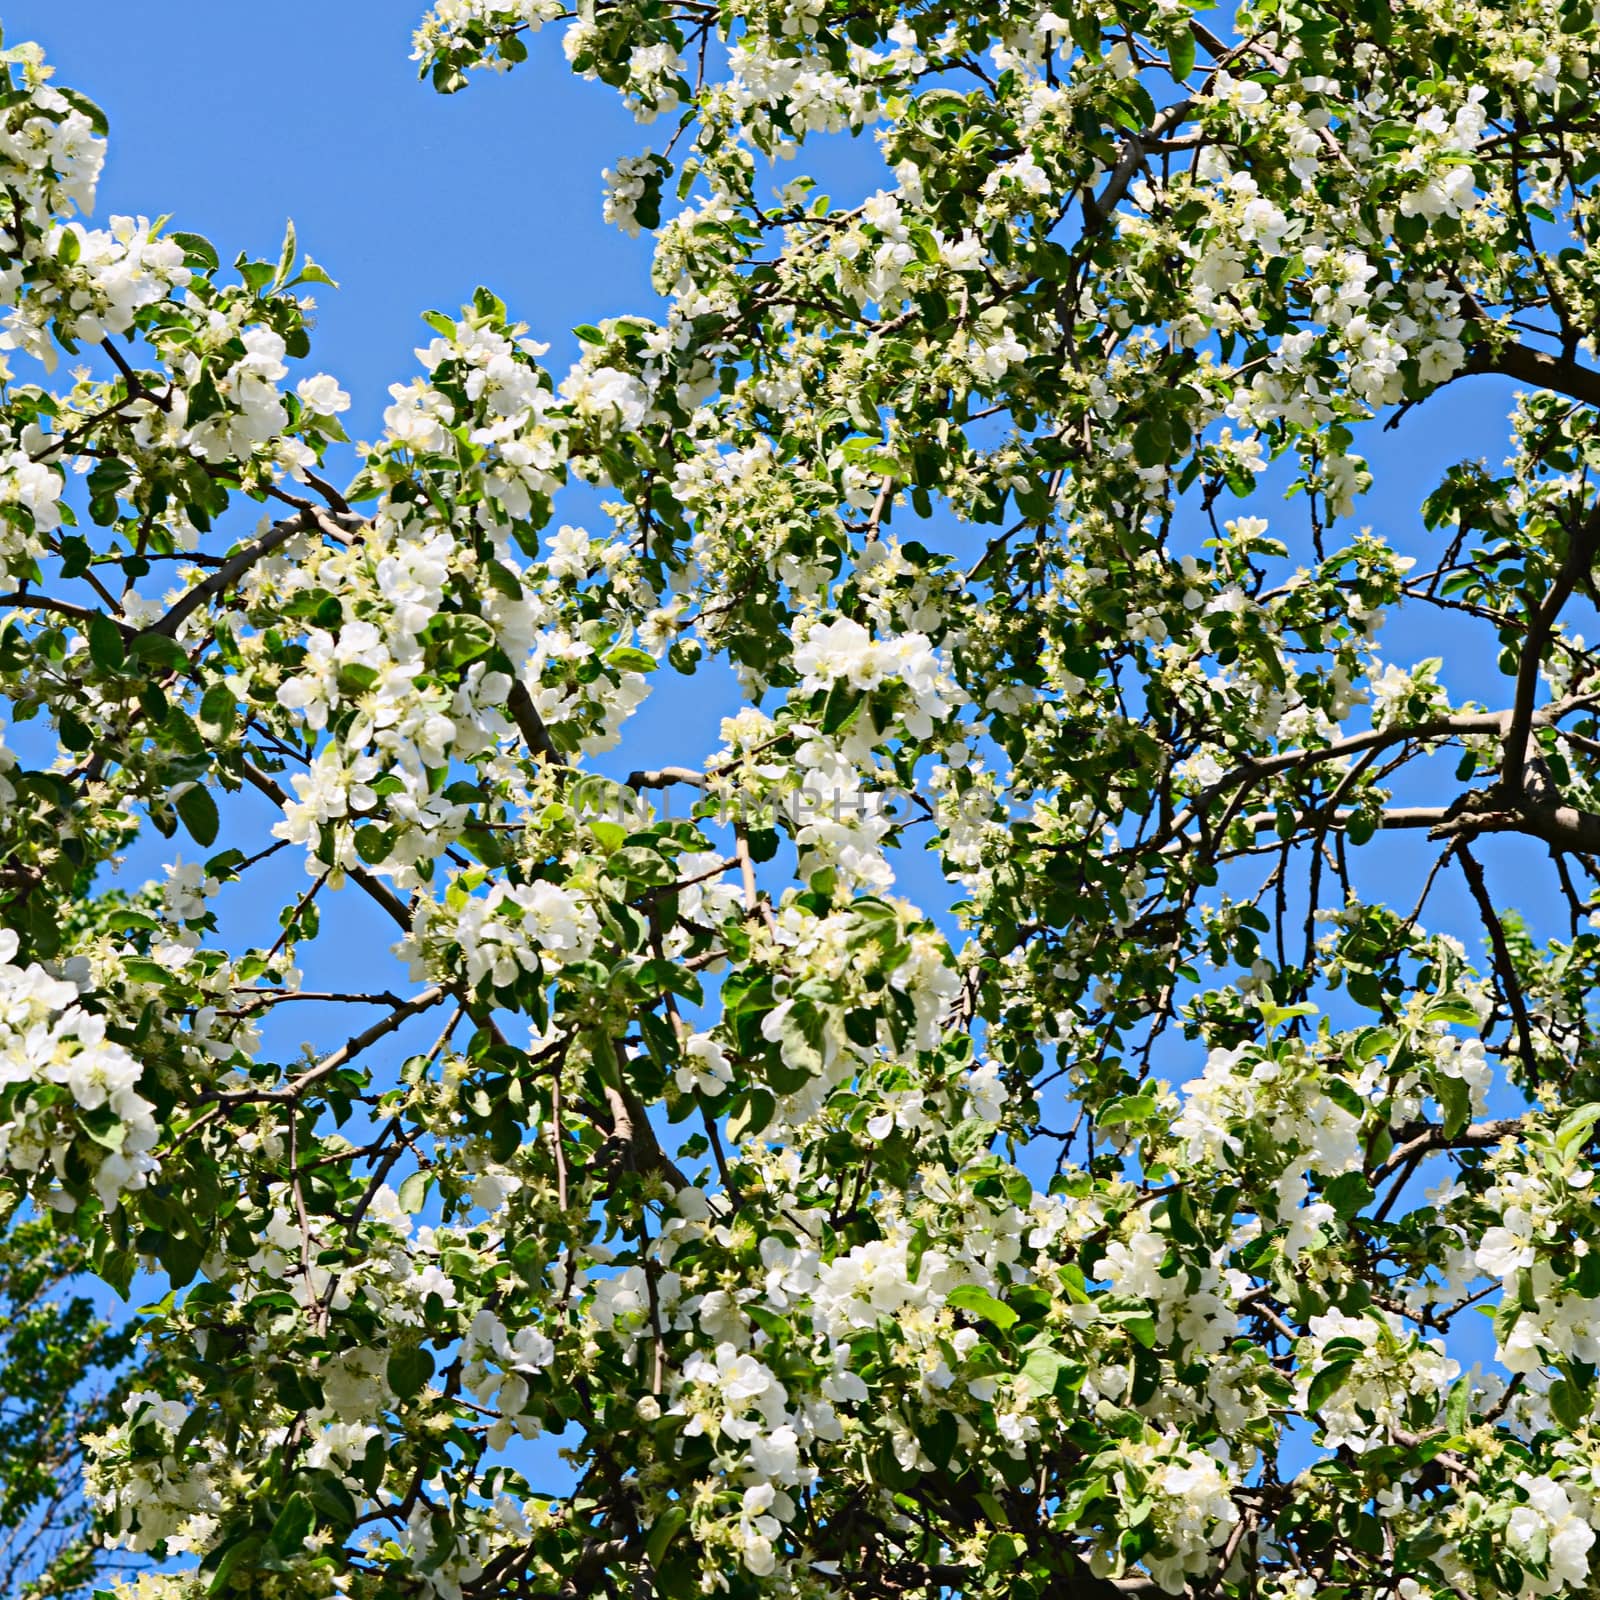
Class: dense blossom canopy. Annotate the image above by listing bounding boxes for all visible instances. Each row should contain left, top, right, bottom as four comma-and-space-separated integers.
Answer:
9, 1, 1600, 1597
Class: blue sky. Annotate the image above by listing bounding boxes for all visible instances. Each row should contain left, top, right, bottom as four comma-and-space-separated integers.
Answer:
1, 3, 747, 1014
1, 3, 657, 432
4, 0, 1572, 1500
11, 0, 1565, 1211
2, 0, 1548, 940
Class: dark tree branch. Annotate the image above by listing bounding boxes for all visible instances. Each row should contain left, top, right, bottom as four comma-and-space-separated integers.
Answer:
507, 680, 566, 766
1456, 843, 1538, 1069
144, 507, 363, 641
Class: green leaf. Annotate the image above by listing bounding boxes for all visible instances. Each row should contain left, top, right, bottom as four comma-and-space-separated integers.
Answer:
388, 1344, 435, 1400
918, 1409, 959, 1470
289, 255, 338, 290
727, 1088, 775, 1142
57, 710, 94, 752
1394, 208, 1427, 247
267, 1491, 316, 1558
128, 632, 188, 674
206, 1536, 262, 1593
1558, 1103, 1600, 1157
645, 1503, 689, 1569
58, 86, 110, 136
428, 613, 496, 667
906, 1223, 930, 1286
1323, 1077, 1367, 1118
1097, 1093, 1155, 1128
1307, 1357, 1357, 1415
1119, 1312, 1158, 1349
820, 682, 862, 737
176, 785, 220, 848
1056, 1474, 1107, 1526
354, 827, 391, 865
168, 230, 220, 272
1322, 1171, 1374, 1222
338, 662, 380, 696
1434, 1072, 1471, 1140
1130, 1343, 1161, 1406
949, 1120, 994, 1169
198, 682, 237, 739
605, 646, 657, 674
1353, 1026, 1396, 1063
1132, 414, 1171, 468
1259, 1000, 1318, 1030
1168, 28, 1195, 82
1424, 995, 1480, 1026
308, 1474, 358, 1527
1550, 1376, 1589, 1432
946, 1284, 1018, 1331
1019, 1343, 1084, 1399
273, 218, 298, 289
397, 1170, 431, 1213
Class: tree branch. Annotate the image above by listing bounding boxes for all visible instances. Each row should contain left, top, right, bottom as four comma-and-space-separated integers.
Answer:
203, 985, 447, 1105
1470, 336, 1600, 411
507, 680, 566, 766
626, 765, 706, 791
1500, 500, 1600, 789
1456, 843, 1538, 1069
143, 507, 362, 641
240, 762, 415, 930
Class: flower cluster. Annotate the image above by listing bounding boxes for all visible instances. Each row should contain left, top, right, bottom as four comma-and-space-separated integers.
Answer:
12, 6, 1600, 1600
